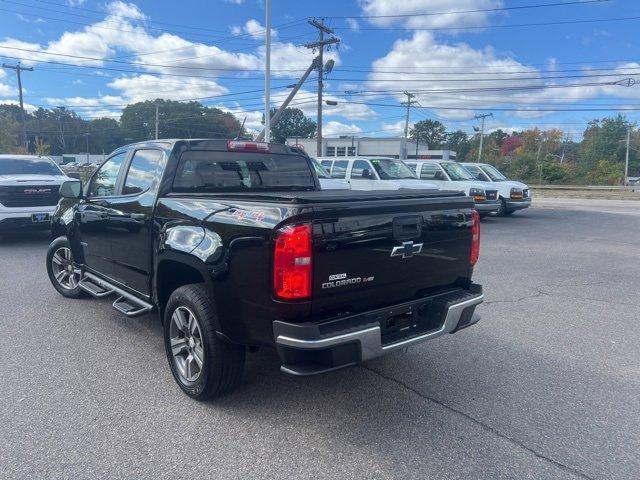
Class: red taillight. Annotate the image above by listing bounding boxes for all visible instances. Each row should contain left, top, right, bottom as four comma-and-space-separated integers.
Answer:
470, 210, 480, 266
227, 140, 269, 152
273, 224, 312, 300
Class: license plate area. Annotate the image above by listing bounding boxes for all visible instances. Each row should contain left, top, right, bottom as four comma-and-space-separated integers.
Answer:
31, 213, 50, 223
379, 299, 444, 346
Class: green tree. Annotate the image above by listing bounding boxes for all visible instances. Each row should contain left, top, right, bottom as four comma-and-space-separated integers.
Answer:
268, 108, 316, 144
120, 99, 241, 142
410, 119, 447, 149
445, 130, 471, 160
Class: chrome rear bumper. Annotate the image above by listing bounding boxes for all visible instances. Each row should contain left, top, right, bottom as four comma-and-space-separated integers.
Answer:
274, 286, 483, 376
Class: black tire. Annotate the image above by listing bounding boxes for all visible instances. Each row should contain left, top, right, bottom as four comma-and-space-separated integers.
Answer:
46, 237, 85, 298
497, 198, 507, 216
163, 284, 245, 400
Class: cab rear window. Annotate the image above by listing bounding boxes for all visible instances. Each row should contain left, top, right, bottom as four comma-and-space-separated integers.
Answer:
172, 151, 315, 192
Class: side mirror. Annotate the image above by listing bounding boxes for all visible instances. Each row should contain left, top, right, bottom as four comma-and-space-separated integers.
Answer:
362, 168, 371, 178
60, 180, 83, 199
434, 171, 446, 180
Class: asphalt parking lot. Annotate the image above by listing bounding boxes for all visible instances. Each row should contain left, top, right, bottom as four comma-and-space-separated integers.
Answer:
1, 203, 639, 480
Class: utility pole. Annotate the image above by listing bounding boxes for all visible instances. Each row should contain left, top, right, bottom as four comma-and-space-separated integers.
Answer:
2, 62, 34, 149
155, 103, 159, 140
305, 18, 339, 156
475, 113, 492, 162
84, 133, 90, 163
256, 57, 321, 142
624, 125, 631, 186
401, 91, 417, 160
264, 0, 272, 143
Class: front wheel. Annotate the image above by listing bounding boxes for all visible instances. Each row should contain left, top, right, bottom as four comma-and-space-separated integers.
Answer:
164, 284, 245, 400
497, 198, 507, 216
46, 237, 85, 298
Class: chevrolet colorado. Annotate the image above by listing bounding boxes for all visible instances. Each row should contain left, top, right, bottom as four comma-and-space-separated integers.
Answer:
47, 139, 483, 400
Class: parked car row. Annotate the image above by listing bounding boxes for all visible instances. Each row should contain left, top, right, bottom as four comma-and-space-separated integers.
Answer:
318, 156, 531, 217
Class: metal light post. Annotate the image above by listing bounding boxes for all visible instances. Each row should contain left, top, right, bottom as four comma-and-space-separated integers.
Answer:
264, 0, 272, 143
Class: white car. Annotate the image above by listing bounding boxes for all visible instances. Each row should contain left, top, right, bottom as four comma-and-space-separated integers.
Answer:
0, 155, 71, 231
318, 157, 437, 191
404, 160, 500, 216
310, 157, 350, 190
461, 162, 531, 216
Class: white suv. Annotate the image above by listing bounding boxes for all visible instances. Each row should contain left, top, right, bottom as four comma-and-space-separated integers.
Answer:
318, 157, 437, 190
405, 160, 500, 216
461, 162, 531, 216
0, 155, 71, 231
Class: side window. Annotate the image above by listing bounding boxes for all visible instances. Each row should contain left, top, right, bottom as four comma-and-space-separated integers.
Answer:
320, 160, 332, 170
351, 160, 372, 179
405, 162, 417, 174
123, 149, 163, 195
89, 152, 127, 197
420, 163, 443, 180
331, 160, 348, 179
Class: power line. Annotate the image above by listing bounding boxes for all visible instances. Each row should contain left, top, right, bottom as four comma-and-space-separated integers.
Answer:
332, 14, 639, 33
325, 0, 611, 20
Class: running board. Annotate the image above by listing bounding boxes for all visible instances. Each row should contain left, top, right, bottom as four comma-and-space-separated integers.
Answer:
78, 277, 114, 297
113, 296, 152, 317
79, 272, 154, 318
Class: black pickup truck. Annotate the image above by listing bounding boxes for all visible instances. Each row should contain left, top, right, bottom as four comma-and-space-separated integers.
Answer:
46, 139, 483, 400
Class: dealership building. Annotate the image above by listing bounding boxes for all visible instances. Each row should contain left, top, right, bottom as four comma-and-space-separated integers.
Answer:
285, 136, 457, 161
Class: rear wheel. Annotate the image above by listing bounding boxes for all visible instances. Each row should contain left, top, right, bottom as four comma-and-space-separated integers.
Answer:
46, 237, 85, 298
164, 284, 245, 400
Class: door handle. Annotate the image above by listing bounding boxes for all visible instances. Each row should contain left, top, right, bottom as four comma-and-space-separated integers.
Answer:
129, 213, 146, 220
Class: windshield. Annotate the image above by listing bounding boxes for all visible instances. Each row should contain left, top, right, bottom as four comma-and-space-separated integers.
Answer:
481, 164, 508, 181
369, 158, 417, 179
310, 158, 330, 179
172, 151, 315, 192
0, 157, 62, 176
440, 162, 474, 181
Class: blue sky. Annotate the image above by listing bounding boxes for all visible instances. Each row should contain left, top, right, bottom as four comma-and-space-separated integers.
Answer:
1, 0, 639, 141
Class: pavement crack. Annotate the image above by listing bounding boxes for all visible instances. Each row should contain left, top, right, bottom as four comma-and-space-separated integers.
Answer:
360, 364, 597, 480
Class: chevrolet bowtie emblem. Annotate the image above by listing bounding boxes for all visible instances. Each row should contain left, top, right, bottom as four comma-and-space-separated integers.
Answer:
390, 241, 423, 259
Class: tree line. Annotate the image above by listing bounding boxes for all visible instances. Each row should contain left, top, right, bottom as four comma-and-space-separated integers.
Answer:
410, 116, 639, 185
0, 99, 636, 185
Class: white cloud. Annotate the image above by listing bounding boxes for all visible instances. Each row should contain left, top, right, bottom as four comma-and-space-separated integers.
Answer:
367, 32, 640, 121
270, 89, 376, 120
324, 121, 363, 136
346, 18, 360, 32
66, 0, 87, 6
225, 0, 244, 4
359, 0, 503, 30
230, 19, 277, 40
107, 74, 228, 102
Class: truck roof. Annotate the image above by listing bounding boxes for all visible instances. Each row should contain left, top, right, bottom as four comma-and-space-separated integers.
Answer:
117, 139, 299, 155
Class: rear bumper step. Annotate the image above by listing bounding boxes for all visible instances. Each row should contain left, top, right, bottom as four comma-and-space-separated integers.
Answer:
274, 285, 483, 376
79, 272, 153, 317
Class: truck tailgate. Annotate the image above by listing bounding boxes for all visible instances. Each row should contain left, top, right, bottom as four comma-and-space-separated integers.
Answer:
310, 195, 474, 317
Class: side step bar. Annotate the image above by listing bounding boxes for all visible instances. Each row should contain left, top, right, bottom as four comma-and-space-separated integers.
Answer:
79, 272, 154, 318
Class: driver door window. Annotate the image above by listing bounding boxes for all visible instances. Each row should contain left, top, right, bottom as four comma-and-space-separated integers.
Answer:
89, 152, 127, 197
351, 160, 374, 179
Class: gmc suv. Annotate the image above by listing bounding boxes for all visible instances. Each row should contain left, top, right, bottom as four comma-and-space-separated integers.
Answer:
0, 155, 70, 231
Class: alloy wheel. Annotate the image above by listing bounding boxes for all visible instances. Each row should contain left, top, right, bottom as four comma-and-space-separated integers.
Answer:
169, 306, 205, 383
51, 247, 81, 290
